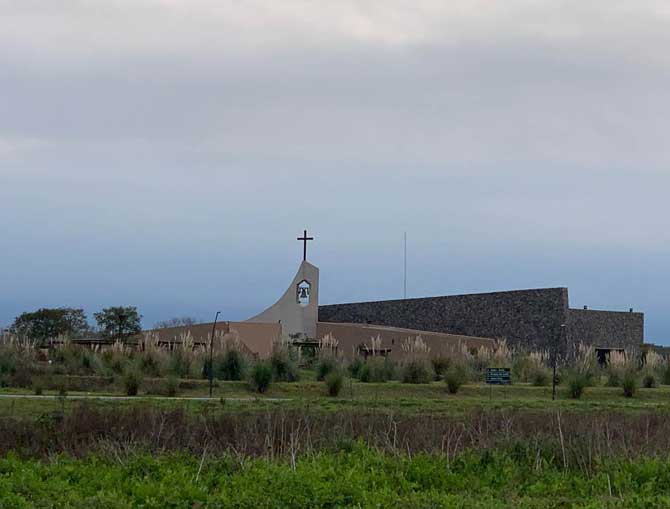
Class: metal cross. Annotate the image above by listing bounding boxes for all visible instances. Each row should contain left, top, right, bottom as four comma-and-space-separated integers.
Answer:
297, 229, 314, 261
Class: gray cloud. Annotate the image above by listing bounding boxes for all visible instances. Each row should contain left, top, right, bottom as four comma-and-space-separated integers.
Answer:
1, 1, 668, 340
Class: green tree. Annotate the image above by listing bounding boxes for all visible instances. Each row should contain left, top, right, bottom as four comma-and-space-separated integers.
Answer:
10, 308, 88, 343
94, 306, 142, 341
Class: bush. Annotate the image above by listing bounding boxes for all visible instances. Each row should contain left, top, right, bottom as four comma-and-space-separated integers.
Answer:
606, 369, 622, 388
270, 349, 299, 382
401, 360, 433, 384
662, 365, 670, 386
622, 372, 638, 398
512, 355, 535, 383
444, 366, 466, 394
218, 350, 246, 381
325, 371, 343, 397
316, 357, 337, 381
32, 377, 44, 395
250, 361, 272, 393
359, 358, 394, 383
348, 358, 364, 379
642, 374, 657, 389
431, 356, 451, 380
566, 373, 589, 399
165, 375, 179, 397
530, 367, 550, 387
168, 350, 194, 379
123, 371, 143, 396
138, 351, 163, 377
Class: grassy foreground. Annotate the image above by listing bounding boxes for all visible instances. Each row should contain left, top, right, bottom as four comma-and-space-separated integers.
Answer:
1, 445, 669, 508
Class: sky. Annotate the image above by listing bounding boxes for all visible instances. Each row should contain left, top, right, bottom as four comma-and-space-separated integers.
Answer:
1, 1, 669, 342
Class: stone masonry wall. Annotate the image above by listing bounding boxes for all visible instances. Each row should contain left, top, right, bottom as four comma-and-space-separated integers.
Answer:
319, 288, 570, 352
567, 308, 644, 350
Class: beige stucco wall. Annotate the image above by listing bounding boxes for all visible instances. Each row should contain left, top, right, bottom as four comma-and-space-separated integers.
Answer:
246, 260, 319, 339
147, 321, 280, 358
316, 322, 494, 360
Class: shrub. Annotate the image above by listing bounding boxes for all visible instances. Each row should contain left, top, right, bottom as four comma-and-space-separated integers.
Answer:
359, 358, 395, 383
512, 355, 535, 383
316, 357, 337, 381
401, 360, 433, 384
566, 373, 589, 399
431, 356, 451, 380
348, 358, 364, 379
218, 350, 246, 381
606, 369, 622, 388
662, 365, 670, 386
32, 377, 44, 395
530, 367, 550, 387
165, 375, 179, 397
444, 366, 466, 394
168, 350, 194, 378
270, 349, 299, 382
325, 371, 343, 397
123, 371, 143, 396
622, 372, 638, 398
642, 374, 657, 389
250, 361, 272, 393
138, 351, 163, 377
10, 361, 33, 388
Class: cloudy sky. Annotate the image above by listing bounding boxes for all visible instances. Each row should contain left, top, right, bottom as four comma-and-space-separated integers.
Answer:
1, 1, 669, 341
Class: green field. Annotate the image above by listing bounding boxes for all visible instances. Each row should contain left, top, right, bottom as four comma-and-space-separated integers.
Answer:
2, 444, 670, 508
2, 340, 670, 507
3, 377, 670, 417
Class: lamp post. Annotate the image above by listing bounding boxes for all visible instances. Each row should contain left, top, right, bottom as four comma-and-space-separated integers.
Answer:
553, 323, 566, 401
209, 311, 221, 398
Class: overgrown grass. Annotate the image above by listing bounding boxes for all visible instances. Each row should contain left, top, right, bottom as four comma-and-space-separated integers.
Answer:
2, 444, 670, 507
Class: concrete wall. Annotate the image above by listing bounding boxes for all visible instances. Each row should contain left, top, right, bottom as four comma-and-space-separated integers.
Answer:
148, 321, 281, 358
319, 288, 570, 351
316, 322, 494, 361
567, 308, 644, 350
246, 260, 319, 339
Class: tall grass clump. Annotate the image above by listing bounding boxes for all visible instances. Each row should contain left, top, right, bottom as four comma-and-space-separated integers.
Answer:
566, 373, 589, 399
250, 361, 272, 393
270, 347, 299, 382
641, 350, 662, 388
622, 371, 638, 398
563, 344, 598, 399
431, 355, 451, 381
444, 364, 467, 394
316, 357, 337, 381
325, 371, 343, 397
605, 350, 634, 387
217, 349, 246, 381
123, 370, 143, 396
401, 359, 433, 384
359, 357, 395, 383
401, 336, 433, 384
348, 358, 364, 379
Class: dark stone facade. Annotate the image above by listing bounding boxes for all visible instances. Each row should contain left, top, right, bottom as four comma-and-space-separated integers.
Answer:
568, 308, 644, 351
319, 287, 644, 353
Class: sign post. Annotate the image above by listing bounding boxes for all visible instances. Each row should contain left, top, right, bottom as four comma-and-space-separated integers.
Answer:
486, 367, 511, 400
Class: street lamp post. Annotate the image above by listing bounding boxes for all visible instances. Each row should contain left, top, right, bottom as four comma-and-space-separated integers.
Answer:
553, 324, 567, 401
209, 311, 221, 398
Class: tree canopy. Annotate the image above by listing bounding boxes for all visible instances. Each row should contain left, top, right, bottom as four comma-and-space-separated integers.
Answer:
94, 306, 142, 341
10, 308, 89, 342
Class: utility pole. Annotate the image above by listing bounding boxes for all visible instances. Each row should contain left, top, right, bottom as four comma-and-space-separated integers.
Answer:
209, 311, 221, 398
403, 232, 407, 300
